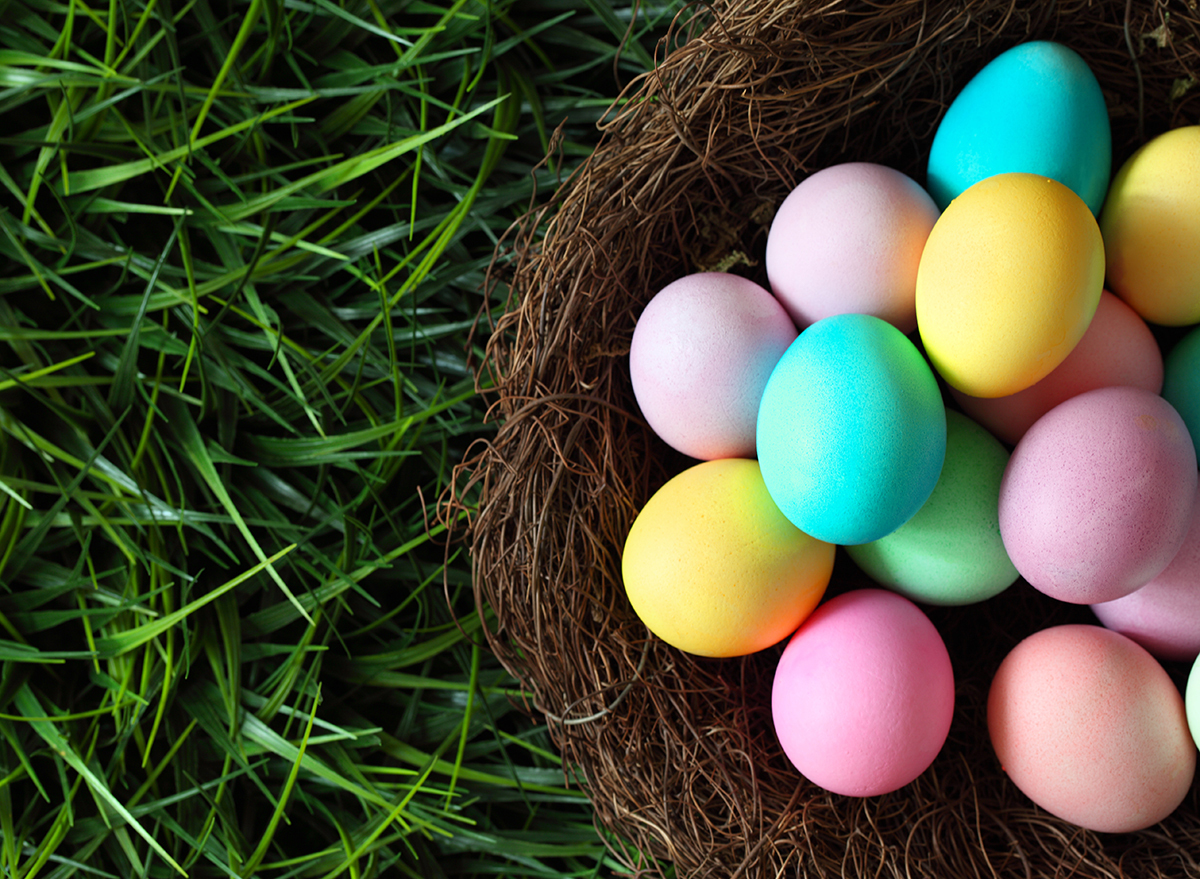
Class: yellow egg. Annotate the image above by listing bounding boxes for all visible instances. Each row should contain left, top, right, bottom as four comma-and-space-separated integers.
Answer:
621, 458, 834, 658
1100, 125, 1200, 326
916, 173, 1105, 398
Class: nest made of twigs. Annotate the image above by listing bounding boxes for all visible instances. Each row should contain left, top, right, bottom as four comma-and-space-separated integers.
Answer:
447, 1, 1200, 876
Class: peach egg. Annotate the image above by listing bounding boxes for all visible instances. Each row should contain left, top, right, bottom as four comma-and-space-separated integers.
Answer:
952, 290, 1162, 446
988, 624, 1195, 833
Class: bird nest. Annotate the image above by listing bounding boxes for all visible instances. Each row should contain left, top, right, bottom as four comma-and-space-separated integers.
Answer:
449, 0, 1200, 875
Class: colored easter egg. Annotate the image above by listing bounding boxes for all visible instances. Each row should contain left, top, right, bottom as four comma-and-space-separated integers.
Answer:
916, 173, 1105, 399
765, 162, 940, 333
998, 386, 1197, 605
772, 589, 955, 797
951, 290, 1162, 446
1161, 323, 1200, 462
629, 272, 797, 460
1187, 652, 1200, 751
846, 410, 1018, 605
1100, 125, 1200, 326
756, 313, 946, 545
1092, 482, 1200, 663
926, 40, 1111, 215
989, 624, 1195, 833
621, 458, 834, 658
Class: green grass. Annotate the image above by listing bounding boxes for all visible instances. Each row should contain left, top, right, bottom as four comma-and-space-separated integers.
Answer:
0, 0, 684, 875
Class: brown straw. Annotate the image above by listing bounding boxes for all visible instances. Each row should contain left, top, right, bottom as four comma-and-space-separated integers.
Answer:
445, 1, 1200, 875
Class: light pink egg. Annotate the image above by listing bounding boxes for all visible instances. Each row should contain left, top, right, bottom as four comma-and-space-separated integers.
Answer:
999, 386, 1197, 604
629, 272, 797, 460
988, 624, 1195, 833
1092, 482, 1200, 662
952, 290, 1163, 446
765, 163, 939, 333
771, 588, 954, 797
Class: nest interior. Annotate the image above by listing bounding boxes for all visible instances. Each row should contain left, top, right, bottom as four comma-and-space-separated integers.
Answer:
450, 1, 1200, 876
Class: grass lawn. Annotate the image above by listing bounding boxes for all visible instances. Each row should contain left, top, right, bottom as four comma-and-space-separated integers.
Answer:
0, 0, 685, 874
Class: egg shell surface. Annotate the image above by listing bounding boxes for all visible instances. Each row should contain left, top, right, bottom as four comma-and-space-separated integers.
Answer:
1186, 652, 1200, 751
952, 290, 1162, 446
1161, 323, 1200, 462
756, 313, 946, 546
846, 410, 1018, 605
772, 588, 955, 797
926, 40, 1111, 215
629, 272, 797, 460
765, 162, 939, 333
1100, 125, 1200, 326
988, 624, 1195, 833
998, 386, 1198, 604
621, 458, 835, 658
916, 173, 1105, 399
1092, 482, 1200, 663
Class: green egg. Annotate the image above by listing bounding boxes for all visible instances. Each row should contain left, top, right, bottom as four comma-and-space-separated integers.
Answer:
846, 409, 1019, 606
1187, 651, 1200, 751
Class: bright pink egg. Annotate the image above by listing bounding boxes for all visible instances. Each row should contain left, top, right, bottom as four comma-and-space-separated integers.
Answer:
988, 624, 1195, 833
952, 290, 1163, 446
629, 272, 797, 460
765, 163, 939, 333
771, 588, 954, 797
998, 386, 1197, 604
1092, 482, 1200, 662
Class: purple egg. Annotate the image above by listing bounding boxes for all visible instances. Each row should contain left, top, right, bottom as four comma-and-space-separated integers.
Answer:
1092, 482, 1200, 662
999, 386, 1197, 604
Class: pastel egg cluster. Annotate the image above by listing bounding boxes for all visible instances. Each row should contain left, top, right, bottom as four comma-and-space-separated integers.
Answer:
620, 38, 1200, 826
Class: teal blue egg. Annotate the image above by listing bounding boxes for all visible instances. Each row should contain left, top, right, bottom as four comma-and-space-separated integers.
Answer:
1161, 325, 1200, 461
926, 41, 1111, 215
756, 313, 946, 545
846, 410, 1019, 606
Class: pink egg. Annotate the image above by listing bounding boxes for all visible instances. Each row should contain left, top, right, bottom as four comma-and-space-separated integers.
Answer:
771, 588, 954, 797
629, 272, 797, 460
999, 386, 1197, 604
952, 290, 1163, 446
1092, 482, 1200, 662
988, 624, 1195, 833
765, 163, 939, 333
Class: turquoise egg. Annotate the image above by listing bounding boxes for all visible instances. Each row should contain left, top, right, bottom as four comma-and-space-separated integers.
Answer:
1161, 325, 1200, 461
846, 410, 1020, 606
756, 313, 946, 545
926, 41, 1111, 215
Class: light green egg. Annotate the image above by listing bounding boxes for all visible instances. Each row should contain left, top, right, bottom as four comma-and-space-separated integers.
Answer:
1187, 652, 1200, 751
845, 409, 1019, 606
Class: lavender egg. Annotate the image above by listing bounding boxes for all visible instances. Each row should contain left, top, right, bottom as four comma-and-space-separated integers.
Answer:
999, 386, 1197, 604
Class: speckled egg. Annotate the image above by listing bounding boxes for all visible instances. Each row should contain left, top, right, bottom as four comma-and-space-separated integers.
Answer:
756, 313, 946, 545
998, 386, 1197, 604
1092, 482, 1200, 663
952, 290, 1162, 446
629, 272, 797, 460
846, 410, 1018, 606
1101, 125, 1200, 326
765, 162, 940, 333
989, 624, 1195, 833
621, 458, 835, 658
773, 588, 955, 797
916, 173, 1105, 399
